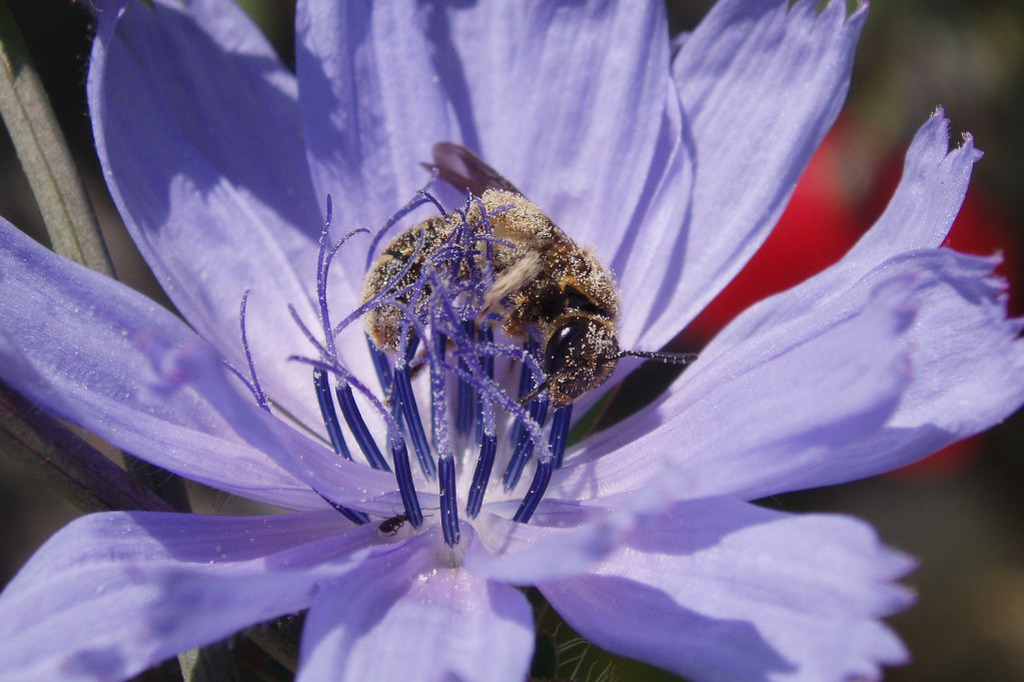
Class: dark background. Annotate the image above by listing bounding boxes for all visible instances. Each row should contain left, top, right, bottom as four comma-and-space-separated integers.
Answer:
1, 1, 1023, 681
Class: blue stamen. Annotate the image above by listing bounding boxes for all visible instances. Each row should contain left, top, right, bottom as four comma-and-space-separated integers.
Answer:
367, 335, 394, 395
321, 494, 370, 526
392, 365, 437, 479
238, 289, 269, 410
299, 185, 603, 540
466, 432, 496, 518
334, 382, 390, 471
430, 332, 447, 448
512, 458, 553, 524
549, 405, 573, 469
403, 332, 421, 365
313, 369, 352, 460
509, 339, 540, 445
502, 394, 549, 490
368, 335, 406, 439
390, 436, 423, 528
363, 188, 438, 271
476, 325, 494, 446
456, 321, 475, 436
438, 456, 460, 546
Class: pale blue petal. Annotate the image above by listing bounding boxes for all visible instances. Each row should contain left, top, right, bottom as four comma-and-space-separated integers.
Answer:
556, 114, 1022, 503
622, 0, 866, 351
88, 0, 340, 427
543, 497, 912, 682
706, 111, 979, 352
297, 529, 533, 682
0, 512, 363, 682
0, 220, 324, 509
296, 0, 678, 295
553, 271, 916, 502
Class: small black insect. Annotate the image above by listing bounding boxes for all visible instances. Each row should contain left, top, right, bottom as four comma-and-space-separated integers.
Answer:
378, 512, 410, 536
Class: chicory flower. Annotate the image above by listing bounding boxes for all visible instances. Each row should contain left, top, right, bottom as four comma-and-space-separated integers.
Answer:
1, 0, 1021, 681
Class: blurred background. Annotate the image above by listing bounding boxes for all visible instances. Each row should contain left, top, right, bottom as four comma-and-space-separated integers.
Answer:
1, 1, 1022, 680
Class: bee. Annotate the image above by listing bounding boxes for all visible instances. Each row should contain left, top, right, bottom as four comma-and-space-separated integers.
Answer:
378, 512, 409, 536
363, 143, 692, 407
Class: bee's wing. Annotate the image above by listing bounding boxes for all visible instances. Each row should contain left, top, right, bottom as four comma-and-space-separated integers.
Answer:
427, 142, 523, 196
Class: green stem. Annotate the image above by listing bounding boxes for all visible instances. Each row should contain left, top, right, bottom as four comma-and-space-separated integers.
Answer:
0, 0, 114, 276
0, 2, 194, 514
0, 381, 172, 514
179, 641, 242, 682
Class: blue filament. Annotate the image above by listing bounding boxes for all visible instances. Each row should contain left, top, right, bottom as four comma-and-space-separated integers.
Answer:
303, 186, 611, 539
322, 495, 370, 526
392, 366, 437, 479
438, 456, 460, 546
335, 382, 390, 471
475, 325, 494, 446
549, 405, 573, 469
502, 395, 550, 490
367, 335, 394, 396
238, 289, 268, 409
404, 333, 421, 365
456, 321, 476, 436
313, 369, 352, 460
466, 432, 496, 518
509, 339, 540, 445
512, 458, 552, 524
430, 332, 447, 448
309, 371, 371, 525
390, 436, 424, 528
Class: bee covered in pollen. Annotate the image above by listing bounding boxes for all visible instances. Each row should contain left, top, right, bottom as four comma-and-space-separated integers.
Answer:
362, 142, 693, 407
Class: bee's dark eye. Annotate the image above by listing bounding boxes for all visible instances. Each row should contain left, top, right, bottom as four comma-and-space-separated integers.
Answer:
544, 321, 587, 375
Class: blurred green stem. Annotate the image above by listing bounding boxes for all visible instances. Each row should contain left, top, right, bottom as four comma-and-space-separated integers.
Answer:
179, 641, 242, 682
0, 7, 278, 679
0, 381, 173, 514
0, 0, 193, 515
0, 0, 114, 276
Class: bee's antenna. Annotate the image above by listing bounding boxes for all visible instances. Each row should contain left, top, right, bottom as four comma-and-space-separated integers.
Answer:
615, 349, 699, 366
518, 380, 549, 407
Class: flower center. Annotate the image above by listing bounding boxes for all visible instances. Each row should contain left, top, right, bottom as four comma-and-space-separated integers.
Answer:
284, 190, 572, 547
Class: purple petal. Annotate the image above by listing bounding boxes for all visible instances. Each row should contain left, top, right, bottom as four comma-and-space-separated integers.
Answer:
553, 271, 917, 502
0, 222, 397, 510
296, 0, 454, 292
621, 0, 866, 351
296, 0, 450, 208
297, 529, 533, 682
89, 0, 337, 426
542, 497, 912, 682
556, 113, 1020, 503
707, 111, 979, 352
746, 250, 1023, 492
296, 2, 677, 289
453, 2, 677, 260
0, 220, 321, 509
0, 511, 364, 682
466, 504, 624, 583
